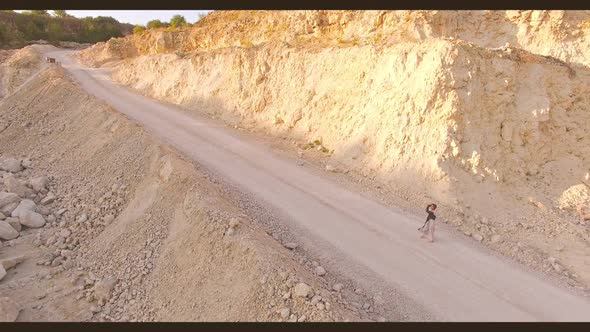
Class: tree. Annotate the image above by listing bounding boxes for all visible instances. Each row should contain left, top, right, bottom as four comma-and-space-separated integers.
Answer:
195, 13, 207, 24
170, 15, 187, 28
147, 19, 164, 29
47, 22, 64, 41
53, 10, 71, 18
29, 10, 50, 16
133, 25, 146, 34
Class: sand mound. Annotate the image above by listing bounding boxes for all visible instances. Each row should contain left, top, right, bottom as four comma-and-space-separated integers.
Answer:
0, 64, 360, 321
0, 46, 43, 98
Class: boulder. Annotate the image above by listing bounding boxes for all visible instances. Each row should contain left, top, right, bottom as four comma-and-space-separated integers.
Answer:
0, 202, 19, 215
6, 218, 21, 232
0, 157, 22, 173
3, 175, 27, 197
0, 192, 20, 209
284, 242, 298, 250
314, 266, 327, 276
30, 176, 49, 193
332, 283, 344, 292
0, 212, 4, 220
11, 199, 36, 218
35, 205, 50, 216
0, 265, 5, 282
0, 297, 21, 321
0, 221, 18, 240
20, 211, 46, 228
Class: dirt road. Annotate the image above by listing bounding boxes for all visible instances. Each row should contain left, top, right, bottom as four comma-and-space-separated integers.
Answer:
45, 49, 590, 321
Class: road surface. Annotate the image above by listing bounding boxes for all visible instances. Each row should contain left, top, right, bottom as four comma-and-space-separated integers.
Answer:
45, 48, 590, 321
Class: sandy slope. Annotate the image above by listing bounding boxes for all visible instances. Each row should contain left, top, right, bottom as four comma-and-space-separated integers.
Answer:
45, 48, 590, 321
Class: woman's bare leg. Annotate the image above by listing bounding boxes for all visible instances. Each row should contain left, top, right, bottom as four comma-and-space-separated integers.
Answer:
427, 221, 435, 242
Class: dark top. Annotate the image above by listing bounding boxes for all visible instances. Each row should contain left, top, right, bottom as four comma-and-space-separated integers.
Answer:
426, 205, 436, 222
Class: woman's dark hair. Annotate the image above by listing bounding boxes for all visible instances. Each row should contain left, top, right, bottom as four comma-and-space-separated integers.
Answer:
429, 204, 437, 210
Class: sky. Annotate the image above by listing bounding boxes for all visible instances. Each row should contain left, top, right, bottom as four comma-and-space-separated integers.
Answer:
17, 10, 213, 26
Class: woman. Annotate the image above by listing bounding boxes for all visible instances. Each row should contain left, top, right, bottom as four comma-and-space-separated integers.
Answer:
419, 204, 437, 242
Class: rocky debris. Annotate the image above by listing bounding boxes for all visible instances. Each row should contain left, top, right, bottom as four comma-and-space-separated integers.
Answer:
6, 217, 21, 232
0, 212, 5, 220
0, 265, 5, 281
35, 205, 50, 216
314, 266, 326, 276
0, 220, 19, 240
279, 307, 290, 319
30, 176, 49, 193
40, 192, 56, 205
473, 234, 484, 242
0, 297, 20, 322
284, 242, 298, 250
293, 282, 313, 298
0, 157, 23, 173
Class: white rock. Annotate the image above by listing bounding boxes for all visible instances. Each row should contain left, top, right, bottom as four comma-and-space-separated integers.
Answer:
0, 212, 4, 220
77, 213, 88, 223
314, 266, 326, 276
40, 192, 56, 205
0, 157, 23, 173
20, 211, 46, 228
11, 199, 36, 218
225, 228, 235, 236
0, 265, 5, 282
293, 282, 312, 298
0, 192, 20, 209
325, 164, 337, 172
0, 220, 19, 240
6, 218, 21, 232
30, 176, 49, 193
473, 234, 484, 242
103, 214, 115, 224
332, 283, 344, 292
284, 242, 298, 250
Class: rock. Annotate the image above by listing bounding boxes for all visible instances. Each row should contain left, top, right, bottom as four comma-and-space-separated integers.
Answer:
30, 176, 50, 193
11, 199, 36, 218
284, 242, 298, 250
354, 288, 363, 295
103, 214, 115, 224
228, 218, 239, 228
40, 192, 56, 205
317, 303, 325, 310
46, 215, 56, 223
0, 157, 23, 173
4, 175, 27, 197
21, 159, 32, 169
0, 212, 4, 221
0, 220, 19, 240
60, 229, 71, 238
490, 235, 502, 244
56, 208, 66, 216
377, 317, 387, 322
94, 278, 117, 303
225, 228, 235, 236
35, 205, 51, 216
310, 295, 321, 305
6, 218, 21, 232
0, 192, 20, 209
279, 307, 290, 319
473, 234, 484, 242
0, 297, 20, 322
373, 295, 385, 305
1, 255, 25, 270
297, 315, 307, 322
20, 211, 46, 228
0, 265, 5, 281
293, 282, 312, 298
332, 283, 344, 292
314, 266, 326, 276
325, 164, 337, 172
76, 213, 88, 223
1, 202, 19, 216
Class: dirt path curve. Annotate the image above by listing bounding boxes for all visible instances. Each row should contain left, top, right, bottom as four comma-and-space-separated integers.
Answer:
45, 48, 590, 321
